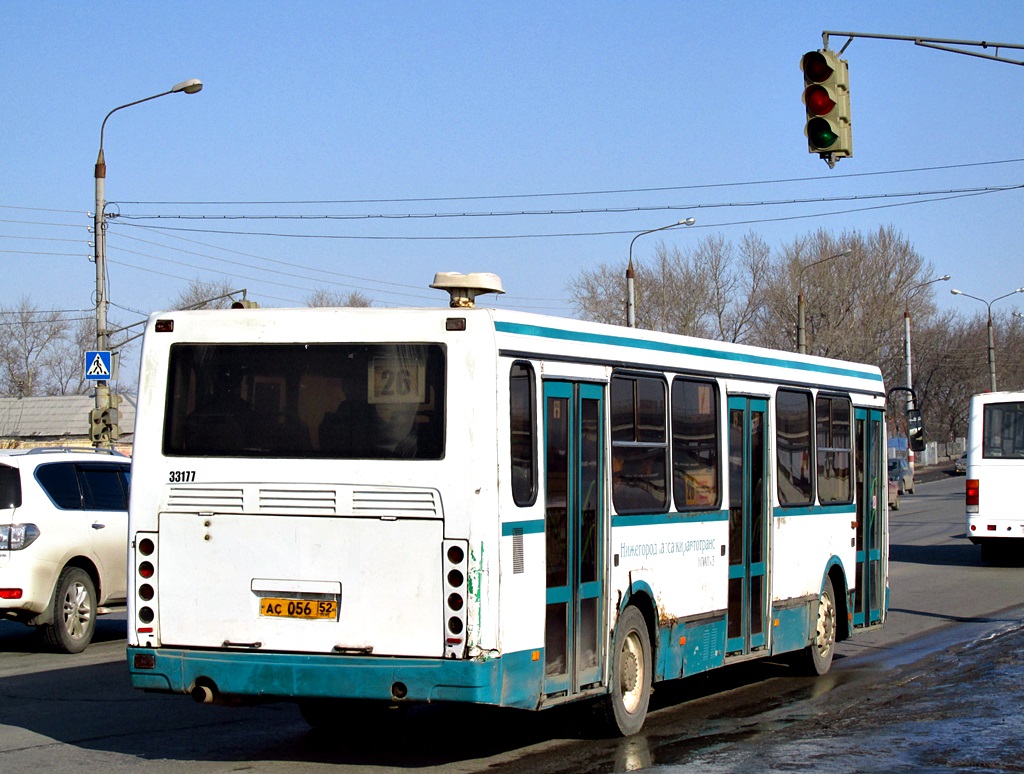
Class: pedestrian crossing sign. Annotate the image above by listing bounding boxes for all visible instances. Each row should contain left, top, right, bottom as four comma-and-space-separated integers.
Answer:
85, 351, 112, 380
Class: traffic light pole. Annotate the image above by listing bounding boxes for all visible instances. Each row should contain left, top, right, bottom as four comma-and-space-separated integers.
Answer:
820, 31, 1024, 65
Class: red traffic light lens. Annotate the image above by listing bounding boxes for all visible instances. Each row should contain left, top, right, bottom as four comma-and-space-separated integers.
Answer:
801, 51, 834, 83
804, 85, 836, 116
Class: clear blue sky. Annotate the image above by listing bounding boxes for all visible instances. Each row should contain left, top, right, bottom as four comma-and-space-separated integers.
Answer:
5, 2, 1024, 333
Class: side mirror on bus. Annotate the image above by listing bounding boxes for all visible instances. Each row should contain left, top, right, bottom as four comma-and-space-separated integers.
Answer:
907, 408, 925, 452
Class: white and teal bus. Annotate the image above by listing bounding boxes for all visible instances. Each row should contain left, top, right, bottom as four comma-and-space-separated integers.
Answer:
127, 272, 890, 736
965, 391, 1024, 564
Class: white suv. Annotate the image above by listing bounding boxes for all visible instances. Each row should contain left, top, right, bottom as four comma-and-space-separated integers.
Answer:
0, 447, 130, 652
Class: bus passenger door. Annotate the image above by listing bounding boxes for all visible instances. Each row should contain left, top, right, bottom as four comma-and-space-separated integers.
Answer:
854, 408, 886, 628
726, 396, 769, 655
543, 381, 605, 698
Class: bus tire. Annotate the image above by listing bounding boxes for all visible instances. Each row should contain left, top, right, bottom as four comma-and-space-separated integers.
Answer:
598, 605, 652, 736
41, 567, 97, 654
795, 576, 836, 676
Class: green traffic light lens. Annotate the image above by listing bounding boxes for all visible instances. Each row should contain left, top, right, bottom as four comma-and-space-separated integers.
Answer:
804, 85, 835, 116
801, 51, 834, 83
807, 118, 838, 149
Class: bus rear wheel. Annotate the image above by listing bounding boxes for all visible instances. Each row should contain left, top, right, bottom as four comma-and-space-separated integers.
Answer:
794, 577, 836, 676
598, 605, 652, 736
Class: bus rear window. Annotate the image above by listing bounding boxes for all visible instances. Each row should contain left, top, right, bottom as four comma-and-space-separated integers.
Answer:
983, 401, 1024, 459
163, 343, 445, 460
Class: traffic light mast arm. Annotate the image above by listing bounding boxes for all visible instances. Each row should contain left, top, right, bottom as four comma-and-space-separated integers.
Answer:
822, 30, 1024, 66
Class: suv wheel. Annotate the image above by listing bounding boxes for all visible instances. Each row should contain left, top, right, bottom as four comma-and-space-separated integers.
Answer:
42, 567, 97, 654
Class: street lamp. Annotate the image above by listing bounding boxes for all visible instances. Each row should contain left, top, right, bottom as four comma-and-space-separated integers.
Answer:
92, 78, 203, 445
796, 249, 850, 354
950, 286, 1024, 392
625, 218, 695, 328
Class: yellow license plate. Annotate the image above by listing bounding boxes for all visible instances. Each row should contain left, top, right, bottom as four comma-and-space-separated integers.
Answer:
259, 598, 338, 620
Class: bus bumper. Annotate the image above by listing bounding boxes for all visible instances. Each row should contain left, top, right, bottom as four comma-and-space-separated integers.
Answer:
128, 646, 543, 710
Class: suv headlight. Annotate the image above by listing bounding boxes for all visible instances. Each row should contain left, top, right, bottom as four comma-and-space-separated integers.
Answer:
0, 524, 40, 550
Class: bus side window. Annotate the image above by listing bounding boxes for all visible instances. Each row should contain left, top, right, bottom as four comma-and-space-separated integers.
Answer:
611, 374, 669, 514
510, 362, 537, 506
815, 394, 852, 504
671, 377, 720, 510
777, 389, 814, 506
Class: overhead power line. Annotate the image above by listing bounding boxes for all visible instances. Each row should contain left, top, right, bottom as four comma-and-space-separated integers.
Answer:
112, 157, 1024, 206
112, 186, 1017, 241
113, 184, 1023, 222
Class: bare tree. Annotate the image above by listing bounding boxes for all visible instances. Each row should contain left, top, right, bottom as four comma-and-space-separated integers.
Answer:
306, 288, 373, 307
756, 226, 933, 372
44, 316, 95, 396
569, 238, 720, 335
701, 231, 771, 344
0, 298, 67, 397
567, 263, 627, 326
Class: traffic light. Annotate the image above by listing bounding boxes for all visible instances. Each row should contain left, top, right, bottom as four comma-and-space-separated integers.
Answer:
88, 408, 105, 443
801, 50, 852, 166
103, 394, 121, 441
88, 394, 121, 444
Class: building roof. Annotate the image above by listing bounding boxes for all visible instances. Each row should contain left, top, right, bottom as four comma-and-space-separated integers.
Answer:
0, 395, 136, 440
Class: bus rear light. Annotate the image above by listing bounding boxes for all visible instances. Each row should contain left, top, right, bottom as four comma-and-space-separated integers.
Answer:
134, 652, 156, 669
443, 539, 469, 658
966, 479, 979, 508
134, 532, 159, 642
155, 319, 174, 333
987, 525, 997, 531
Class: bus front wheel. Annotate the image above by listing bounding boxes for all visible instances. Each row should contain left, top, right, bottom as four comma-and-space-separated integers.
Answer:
598, 605, 652, 736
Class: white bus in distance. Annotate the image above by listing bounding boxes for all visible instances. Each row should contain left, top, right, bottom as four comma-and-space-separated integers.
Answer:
127, 272, 892, 736
965, 391, 1024, 564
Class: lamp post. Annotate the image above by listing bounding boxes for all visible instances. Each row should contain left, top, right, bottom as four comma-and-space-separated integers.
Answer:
901, 274, 950, 470
950, 286, 1024, 392
625, 218, 695, 328
92, 79, 202, 445
903, 274, 950, 406
796, 250, 850, 354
